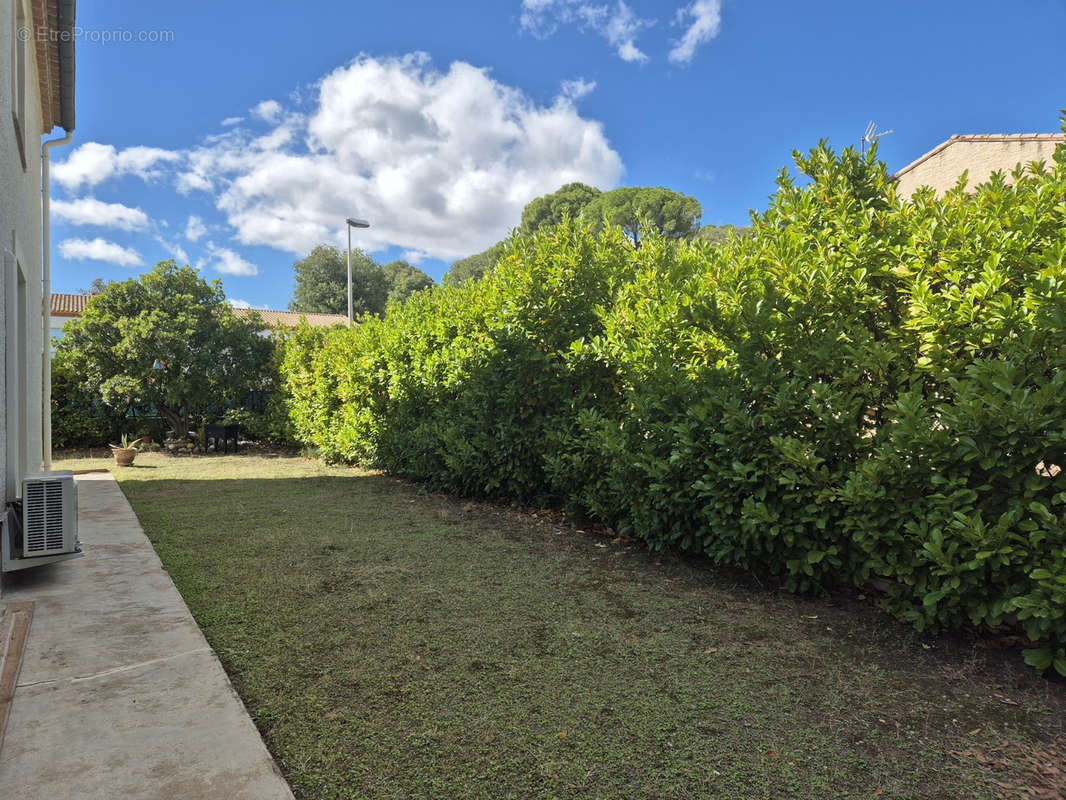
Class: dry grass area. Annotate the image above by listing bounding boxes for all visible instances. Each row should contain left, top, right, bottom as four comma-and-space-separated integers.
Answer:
58, 452, 1066, 799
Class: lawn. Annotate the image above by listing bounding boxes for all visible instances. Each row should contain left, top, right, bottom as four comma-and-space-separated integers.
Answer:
58, 452, 1066, 799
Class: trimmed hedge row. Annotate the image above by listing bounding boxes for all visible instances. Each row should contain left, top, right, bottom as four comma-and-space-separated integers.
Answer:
283, 139, 1066, 675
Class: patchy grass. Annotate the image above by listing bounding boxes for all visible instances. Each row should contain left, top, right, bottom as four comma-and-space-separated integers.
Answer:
58, 453, 1066, 799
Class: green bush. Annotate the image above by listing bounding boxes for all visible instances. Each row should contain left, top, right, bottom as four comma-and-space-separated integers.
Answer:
282, 134, 1066, 675
51, 346, 129, 448
285, 224, 635, 501
223, 330, 299, 446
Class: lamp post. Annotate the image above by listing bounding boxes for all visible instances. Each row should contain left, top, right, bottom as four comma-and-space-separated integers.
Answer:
345, 217, 370, 326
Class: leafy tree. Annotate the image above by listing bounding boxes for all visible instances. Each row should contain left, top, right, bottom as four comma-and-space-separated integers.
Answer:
444, 183, 694, 282
520, 182, 601, 233
50, 347, 128, 448
290, 247, 433, 315
580, 186, 702, 247
58, 261, 271, 440
446, 241, 508, 283
290, 245, 388, 316
693, 223, 748, 244
445, 183, 602, 283
382, 260, 434, 306
75, 277, 109, 296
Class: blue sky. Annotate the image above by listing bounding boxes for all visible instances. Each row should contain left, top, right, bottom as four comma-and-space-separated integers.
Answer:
49, 0, 1066, 309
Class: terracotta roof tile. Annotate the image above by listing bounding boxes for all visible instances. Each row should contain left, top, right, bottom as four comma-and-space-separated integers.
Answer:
232, 308, 349, 328
49, 293, 347, 328
51, 292, 87, 315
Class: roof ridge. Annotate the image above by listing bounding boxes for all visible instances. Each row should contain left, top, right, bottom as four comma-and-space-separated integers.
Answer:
894, 132, 1064, 179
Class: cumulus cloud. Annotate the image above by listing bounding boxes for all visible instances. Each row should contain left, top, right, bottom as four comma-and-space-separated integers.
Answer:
52, 142, 180, 190
521, 0, 653, 63
251, 99, 283, 122
202, 241, 258, 276
59, 237, 144, 267
221, 116, 243, 127
51, 197, 149, 231
228, 298, 253, 309
669, 0, 722, 64
180, 53, 622, 260
184, 214, 207, 242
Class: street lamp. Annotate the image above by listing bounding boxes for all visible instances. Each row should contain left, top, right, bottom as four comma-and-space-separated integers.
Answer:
346, 217, 370, 326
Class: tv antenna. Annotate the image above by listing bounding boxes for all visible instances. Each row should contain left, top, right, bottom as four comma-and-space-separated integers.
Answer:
861, 121, 894, 153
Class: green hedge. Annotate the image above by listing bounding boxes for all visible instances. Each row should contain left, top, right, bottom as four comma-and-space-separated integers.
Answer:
282, 137, 1066, 675
51, 346, 130, 448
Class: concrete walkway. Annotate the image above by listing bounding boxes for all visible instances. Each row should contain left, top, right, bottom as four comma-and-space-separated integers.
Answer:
0, 473, 293, 799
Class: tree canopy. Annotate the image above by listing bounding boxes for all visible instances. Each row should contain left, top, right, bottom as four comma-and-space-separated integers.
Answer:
446, 241, 507, 284
694, 223, 749, 245
290, 246, 434, 316
57, 261, 270, 440
579, 186, 702, 247
444, 183, 703, 281
383, 259, 435, 306
520, 182, 601, 234
446, 182, 601, 283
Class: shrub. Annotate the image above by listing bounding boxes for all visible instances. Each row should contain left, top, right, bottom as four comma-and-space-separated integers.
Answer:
285, 223, 635, 501
51, 346, 128, 449
281, 134, 1066, 675
223, 330, 299, 446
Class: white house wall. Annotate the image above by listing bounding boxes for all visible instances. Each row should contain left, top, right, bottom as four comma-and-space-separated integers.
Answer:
1, 0, 47, 506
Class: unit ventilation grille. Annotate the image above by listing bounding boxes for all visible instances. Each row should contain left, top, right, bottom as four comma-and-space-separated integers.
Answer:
21, 473, 77, 557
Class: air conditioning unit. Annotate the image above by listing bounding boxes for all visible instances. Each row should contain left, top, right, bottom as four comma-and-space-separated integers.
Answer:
21, 471, 78, 557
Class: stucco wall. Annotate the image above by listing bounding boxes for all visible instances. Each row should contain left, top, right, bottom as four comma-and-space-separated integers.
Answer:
1, 0, 48, 506
895, 135, 1065, 198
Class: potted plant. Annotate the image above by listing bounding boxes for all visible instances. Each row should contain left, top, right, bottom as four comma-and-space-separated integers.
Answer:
109, 434, 142, 467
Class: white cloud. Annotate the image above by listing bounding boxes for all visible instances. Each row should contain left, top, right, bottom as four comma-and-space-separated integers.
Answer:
521, 0, 653, 63
184, 214, 207, 242
202, 241, 258, 276
221, 116, 243, 127
603, 2, 653, 62
52, 142, 180, 190
561, 78, 597, 101
669, 0, 722, 64
251, 99, 283, 122
51, 197, 149, 231
228, 298, 253, 309
181, 53, 622, 260
59, 237, 144, 267
402, 249, 429, 265
154, 234, 189, 264
176, 169, 212, 194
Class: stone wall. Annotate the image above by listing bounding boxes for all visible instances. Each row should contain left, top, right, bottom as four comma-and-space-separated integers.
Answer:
894, 134, 1064, 198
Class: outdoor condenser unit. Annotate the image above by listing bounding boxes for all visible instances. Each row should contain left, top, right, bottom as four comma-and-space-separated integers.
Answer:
20, 472, 78, 557
1, 471, 81, 574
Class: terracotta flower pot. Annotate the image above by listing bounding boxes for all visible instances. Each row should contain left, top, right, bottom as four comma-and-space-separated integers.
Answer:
111, 447, 137, 467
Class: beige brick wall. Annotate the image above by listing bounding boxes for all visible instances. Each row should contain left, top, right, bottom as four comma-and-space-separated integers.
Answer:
894, 135, 1064, 198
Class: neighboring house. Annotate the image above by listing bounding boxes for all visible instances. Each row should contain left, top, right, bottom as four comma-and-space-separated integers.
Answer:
49, 289, 83, 341
232, 307, 349, 329
49, 293, 348, 338
2, 1, 76, 509
894, 133, 1065, 197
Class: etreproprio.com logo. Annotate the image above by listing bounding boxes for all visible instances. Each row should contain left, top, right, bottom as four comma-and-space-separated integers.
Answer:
18, 25, 175, 44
